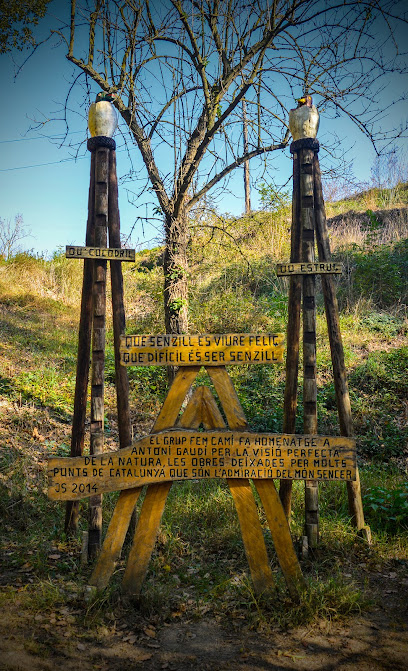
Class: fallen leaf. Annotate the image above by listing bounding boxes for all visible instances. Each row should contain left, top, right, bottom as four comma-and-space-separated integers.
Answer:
143, 627, 156, 638
32, 427, 45, 442
48, 554, 61, 560
77, 642, 86, 651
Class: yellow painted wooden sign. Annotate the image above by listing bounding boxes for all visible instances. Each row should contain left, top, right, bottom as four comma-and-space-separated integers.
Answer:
276, 262, 342, 276
66, 245, 135, 261
120, 333, 284, 367
48, 430, 356, 500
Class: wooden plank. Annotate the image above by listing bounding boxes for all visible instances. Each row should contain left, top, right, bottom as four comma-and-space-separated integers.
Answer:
198, 375, 274, 595
122, 481, 172, 596
201, 386, 225, 428
48, 431, 356, 500
277, 262, 342, 276
300, 146, 319, 550
66, 246, 136, 261
314, 154, 368, 535
120, 333, 284, 367
228, 479, 275, 595
280, 151, 301, 518
154, 366, 200, 430
89, 487, 142, 589
188, 383, 302, 598
89, 146, 109, 559
253, 479, 305, 598
108, 149, 132, 452
122, 373, 203, 597
206, 366, 248, 429
65, 151, 95, 535
176, 386, 206, 428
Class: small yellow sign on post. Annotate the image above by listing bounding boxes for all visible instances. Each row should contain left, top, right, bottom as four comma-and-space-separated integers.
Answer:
276, 262, 342, 276
119, 333, 284, 366
66, 245, 136, 261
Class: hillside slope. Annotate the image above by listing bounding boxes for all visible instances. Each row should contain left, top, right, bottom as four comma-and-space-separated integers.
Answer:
0, 194, 407, 649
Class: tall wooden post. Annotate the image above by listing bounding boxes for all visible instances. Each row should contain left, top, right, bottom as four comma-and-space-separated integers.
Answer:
313, 156, 369, 538
300, 146, 319, 548
65, 153, 95, 534
279, 153, 301, 517
280, 132, 369, 545
88, 142, 109, 558
65, 128, 133, 556
108, 150, 132, 451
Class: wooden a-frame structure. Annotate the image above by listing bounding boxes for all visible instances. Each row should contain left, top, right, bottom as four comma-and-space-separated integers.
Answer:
90, 365, 305, 599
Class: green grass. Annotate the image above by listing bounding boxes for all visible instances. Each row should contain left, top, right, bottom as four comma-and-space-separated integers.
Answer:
0, 195, 407, 630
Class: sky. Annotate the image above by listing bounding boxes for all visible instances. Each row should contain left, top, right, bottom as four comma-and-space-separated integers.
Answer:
0, 1, 407, 258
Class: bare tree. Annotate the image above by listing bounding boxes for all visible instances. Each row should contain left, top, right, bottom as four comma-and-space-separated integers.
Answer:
0, 214, 31, 260
242, 99, 251, 214
58, 0, 407, 339
0, 0, 51, 53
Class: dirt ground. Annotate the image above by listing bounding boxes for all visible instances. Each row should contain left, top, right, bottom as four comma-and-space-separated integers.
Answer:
1, 574, 407, 671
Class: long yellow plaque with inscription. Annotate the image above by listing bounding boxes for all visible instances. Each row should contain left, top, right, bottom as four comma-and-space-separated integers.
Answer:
48, 430, 356, 500
276, 262, 342, 276
120, 333, 284, 367
66, 245, 136, 261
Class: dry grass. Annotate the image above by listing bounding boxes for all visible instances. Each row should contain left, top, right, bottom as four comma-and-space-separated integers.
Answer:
329, 208, 408, 252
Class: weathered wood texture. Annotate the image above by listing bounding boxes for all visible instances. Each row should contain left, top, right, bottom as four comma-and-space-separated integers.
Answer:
120, 333, 284, 367
89, 487, 142, 589
83, 371, 309, 597
108, 150, 132, 452
206, 366, 248, 429
202, 367, 275, 595
300, 147, 319, 549
66, 246, 135, 261
122, 367, 199, 596
210, 367, 305, 596
48, 431, 356, 499
276, 262, 342, 276
280, 151, 301, 517
89, 146, 109, 559
65, 151, 95, 535
197, 382, 304, 597
254, 479, 305, 598
314, 155, 368, 534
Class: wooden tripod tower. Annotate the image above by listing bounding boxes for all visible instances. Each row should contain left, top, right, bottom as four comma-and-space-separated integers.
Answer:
278, 137, 370, 548
64, 135, 133, 557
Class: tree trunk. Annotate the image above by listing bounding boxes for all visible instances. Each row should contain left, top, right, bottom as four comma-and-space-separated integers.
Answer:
163, 210, 189, 383
242, 99, 251, 214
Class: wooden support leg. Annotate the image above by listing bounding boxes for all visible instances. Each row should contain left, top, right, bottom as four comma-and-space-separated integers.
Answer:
108, 149, 132, 451
313, 156, 369, 538
121, 367, 200, 596
65, 152, 95, 535
122, 481, 172, 596
89, 146, 109, 559
300, 147, 319, 550
206, 367, 276, 594
89, 488, 142, 589
200, 378, 275, 595
228, 479, 275, 595
281, 152, 302, 518
253, 479, 305, 598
